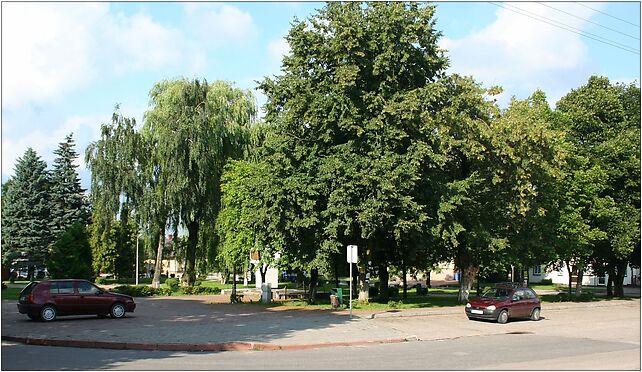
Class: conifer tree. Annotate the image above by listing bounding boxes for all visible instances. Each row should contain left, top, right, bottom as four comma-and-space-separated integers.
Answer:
1, 148, 52, 278
50, 133, 90, 238
47, 222, 93, 280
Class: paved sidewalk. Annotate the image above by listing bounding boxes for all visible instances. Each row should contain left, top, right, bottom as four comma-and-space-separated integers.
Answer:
1, 295, 639, 352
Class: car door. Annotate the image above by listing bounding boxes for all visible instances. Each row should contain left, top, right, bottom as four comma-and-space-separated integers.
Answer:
49, 281, 79, 315
524, 289, 539, 315
511, 290, 529, 317
76, 281, 106, 314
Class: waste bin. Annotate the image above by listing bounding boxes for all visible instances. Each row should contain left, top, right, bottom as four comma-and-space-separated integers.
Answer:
331, 288, 343, 305
330, 294, 339, 309
261, 283, 272, 304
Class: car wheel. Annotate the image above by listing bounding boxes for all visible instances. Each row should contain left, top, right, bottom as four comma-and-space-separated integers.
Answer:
40, 305, 57, 322
530, 307, 541, 321
497, 309, 509, 324
110, 303, 126, 319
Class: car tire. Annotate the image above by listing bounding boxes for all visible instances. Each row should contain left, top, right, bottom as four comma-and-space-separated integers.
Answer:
110, 303, 126, 319
530, 307, 541, 321
497, 309, 509, 324
40, 305, 57, 322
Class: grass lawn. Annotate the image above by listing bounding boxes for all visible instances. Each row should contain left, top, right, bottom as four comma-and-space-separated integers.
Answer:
1, 287, 22, 301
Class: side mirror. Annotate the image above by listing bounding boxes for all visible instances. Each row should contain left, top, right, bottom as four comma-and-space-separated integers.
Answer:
96, 290, 103, 295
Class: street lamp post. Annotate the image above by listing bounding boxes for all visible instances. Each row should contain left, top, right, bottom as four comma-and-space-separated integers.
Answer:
135, 236, 139, 286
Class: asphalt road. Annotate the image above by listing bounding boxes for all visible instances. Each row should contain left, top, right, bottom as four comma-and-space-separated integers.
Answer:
2, 301, 639, 370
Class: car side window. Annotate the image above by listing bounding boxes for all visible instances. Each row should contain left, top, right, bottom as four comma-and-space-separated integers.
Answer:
77, 281, 99, 295
513, 290, 525, 301
57, 282, 75, 294
525, 289, 536, 299
49, 282, 58, 294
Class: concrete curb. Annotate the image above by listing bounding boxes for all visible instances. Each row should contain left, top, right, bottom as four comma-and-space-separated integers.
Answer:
1, 335, 418, 352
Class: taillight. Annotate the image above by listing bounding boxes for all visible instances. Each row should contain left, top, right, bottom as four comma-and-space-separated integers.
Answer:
26, 293, 33, 303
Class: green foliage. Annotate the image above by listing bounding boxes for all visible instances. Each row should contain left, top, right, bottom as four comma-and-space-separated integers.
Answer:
89, 216, 136, 278
110, 285, 172, 297
1, 148, 52, 270
143, 79, 257, 285
164, 278, 179, 291
49, 134, 90, 239
95, 277, 107, 285
47, 222, 93, 280
180, 285, 221, 295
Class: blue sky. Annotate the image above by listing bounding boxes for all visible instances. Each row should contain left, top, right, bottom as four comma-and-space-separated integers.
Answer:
2, 2, 640, 190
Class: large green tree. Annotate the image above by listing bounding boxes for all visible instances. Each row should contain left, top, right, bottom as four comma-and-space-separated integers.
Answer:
143, 79, 256, 286
556, 76, 640, 297
1, 148, 52, 278
49, 133, 90, 239
259, 2, 449, 302
86, 110, 144, 280
46, 222, 93, 280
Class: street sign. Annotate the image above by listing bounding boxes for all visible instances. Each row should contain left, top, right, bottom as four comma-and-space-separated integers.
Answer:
347, 245, 358, 263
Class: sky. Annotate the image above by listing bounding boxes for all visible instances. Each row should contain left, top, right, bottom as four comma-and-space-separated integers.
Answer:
2, 1, 640, 190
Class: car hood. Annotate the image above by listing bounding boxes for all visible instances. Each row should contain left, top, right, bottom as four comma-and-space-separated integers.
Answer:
469, 297, 506, 307
107, 292, 134, 302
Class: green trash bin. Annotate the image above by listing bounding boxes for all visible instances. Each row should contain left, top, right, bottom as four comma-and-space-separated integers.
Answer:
331, 288, 343, 305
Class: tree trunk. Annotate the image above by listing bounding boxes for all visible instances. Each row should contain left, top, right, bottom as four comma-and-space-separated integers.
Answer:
333, 259, 339, 288
27, 265, 35, 281
308, 268, 318, 304
426, 271, 431, 289
357, 262, 369, 302
379, 262, 389, 302
457, 265, 479, 303
152, 228, 165, 288
476, 270, 481, 297
230, 266, 237, 303
613, 261, 627, 297
184, 221, 199, 287
606, 267, 614, 297
566, 262, 573, 297
259, 264, 268, 285
401, 259, 407, 300
575, 265, 584, 298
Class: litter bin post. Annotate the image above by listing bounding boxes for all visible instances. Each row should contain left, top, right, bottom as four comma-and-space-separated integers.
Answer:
261, 283, 272, 304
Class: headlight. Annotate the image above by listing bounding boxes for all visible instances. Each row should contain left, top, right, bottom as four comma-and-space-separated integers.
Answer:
487, 305, 496, 311
466, 303, 471, 308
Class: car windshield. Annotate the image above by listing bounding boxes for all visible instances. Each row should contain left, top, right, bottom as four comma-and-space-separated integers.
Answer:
482, 288, 512, 299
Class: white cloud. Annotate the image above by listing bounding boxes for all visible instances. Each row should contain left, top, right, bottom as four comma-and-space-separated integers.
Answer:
2, 114, 107, 177
183, 3, 258, 47
1, 3, 210, 109
440, 3, 603, 103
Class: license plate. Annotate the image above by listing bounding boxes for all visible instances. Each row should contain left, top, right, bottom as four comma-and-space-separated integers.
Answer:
471, 309, 483, 315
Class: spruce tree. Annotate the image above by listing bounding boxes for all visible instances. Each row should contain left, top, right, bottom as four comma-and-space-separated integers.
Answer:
1, 148, 52, 278
50, 133, 90, 238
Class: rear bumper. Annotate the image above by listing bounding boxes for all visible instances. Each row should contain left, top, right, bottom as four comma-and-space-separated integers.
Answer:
17, 303, 40, 315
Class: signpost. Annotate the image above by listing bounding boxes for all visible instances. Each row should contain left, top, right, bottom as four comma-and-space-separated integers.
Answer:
347, 245, 358, 318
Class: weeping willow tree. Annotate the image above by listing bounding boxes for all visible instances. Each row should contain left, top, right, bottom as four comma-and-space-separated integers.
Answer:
143, 79, 256, 286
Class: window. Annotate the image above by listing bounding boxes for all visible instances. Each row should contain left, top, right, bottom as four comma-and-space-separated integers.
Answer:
524, 289, 537, 299
77, 281, 99, 295
50, 281, 74, 294
532, 265, 541, 276
598, 276, 606, 285
513, 290, 525, 301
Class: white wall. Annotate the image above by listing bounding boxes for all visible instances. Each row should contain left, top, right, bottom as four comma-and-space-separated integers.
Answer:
255, 265, 279, 289
529, 264, 640, 286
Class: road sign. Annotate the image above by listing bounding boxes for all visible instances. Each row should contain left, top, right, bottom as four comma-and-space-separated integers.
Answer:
347, 245, 358, 263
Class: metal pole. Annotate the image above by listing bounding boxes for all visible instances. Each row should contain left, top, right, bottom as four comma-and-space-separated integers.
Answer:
349, 262, 353, 319
135, 237, 139, 286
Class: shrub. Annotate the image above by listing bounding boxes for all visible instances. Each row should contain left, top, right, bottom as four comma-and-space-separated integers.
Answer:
388, 287, 399, 298
369, 286, 379, 297
95, 277, 107, 285
557, 292, 594, 302
540, 279, 553, 285
111, 285, 172, 297
415, 284, 428, 295
181, 285, 221, 295
165, 278, 179, 291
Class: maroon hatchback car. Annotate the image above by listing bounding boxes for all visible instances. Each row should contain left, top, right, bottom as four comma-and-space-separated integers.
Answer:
17, 279, 136, 322
465, 283, 541, 324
